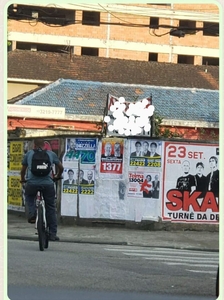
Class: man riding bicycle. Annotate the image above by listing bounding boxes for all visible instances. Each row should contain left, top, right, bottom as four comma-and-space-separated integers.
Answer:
20, 138, 64, 241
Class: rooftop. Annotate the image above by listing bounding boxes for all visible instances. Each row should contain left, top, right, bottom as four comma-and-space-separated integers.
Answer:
8, 50, 219, 90
13, 78, 219, 124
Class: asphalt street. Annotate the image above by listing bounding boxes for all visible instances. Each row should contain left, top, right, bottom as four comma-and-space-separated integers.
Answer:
8, 240, 218, 300
7, 213, 219, 252
7, 213, 219, 300
8, 286, 215, 300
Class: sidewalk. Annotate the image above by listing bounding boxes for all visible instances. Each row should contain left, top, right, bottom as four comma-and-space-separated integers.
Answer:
7, 212, 219, 252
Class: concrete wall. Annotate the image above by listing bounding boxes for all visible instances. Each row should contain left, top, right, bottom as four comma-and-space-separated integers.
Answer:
7, 136, 219, 228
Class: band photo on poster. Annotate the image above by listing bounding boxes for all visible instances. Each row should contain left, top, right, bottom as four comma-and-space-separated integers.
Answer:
163, 142, 219, 223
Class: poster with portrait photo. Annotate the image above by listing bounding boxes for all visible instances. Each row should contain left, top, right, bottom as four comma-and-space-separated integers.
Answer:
128, 171, 160, 199
63, 138, 96, 164
61, 167, 95, 217
162, 142, 219, 223
129, 139, 162, 168
100, 138, 124, 175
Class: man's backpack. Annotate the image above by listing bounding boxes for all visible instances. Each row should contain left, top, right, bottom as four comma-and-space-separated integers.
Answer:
31, 149, 51, 177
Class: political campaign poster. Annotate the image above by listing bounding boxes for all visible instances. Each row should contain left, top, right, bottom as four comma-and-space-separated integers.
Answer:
129, 139, 162, 168
64, 138, 96, 164
9, 141, 24, 171
100, 138, 123, 175
62, 168, 95, 194
61, 138, 97, 217
7, 175, 23, 207
7, 139, 60, 211
7, 140, 31, 211
128, 171, 160, 199
162, 142, 219, 223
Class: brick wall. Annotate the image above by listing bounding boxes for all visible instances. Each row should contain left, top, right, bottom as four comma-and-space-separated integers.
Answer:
8, 4, 219, 64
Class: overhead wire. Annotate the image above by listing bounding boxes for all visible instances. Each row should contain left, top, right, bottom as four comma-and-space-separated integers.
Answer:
7, 4, 219, 35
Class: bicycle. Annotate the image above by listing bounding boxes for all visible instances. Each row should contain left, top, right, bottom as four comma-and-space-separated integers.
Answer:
21, 177, 62, 251
35, 186, 49, 251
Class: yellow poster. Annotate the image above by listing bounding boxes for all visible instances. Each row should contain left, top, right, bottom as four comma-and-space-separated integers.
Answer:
8, 176, 22, 206
9, 141, 24, 171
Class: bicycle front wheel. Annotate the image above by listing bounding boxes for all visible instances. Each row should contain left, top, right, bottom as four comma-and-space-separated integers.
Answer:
37, 205, 46, 251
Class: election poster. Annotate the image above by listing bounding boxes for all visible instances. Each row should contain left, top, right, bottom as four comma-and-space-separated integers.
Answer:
7, 140, 31, 211
100, 138, 123, 175
7, 139, 60, 211
64, 138, 96, 164
9, 141, 24, 171
62, 168, 95, 195
61, 138, 97, 217
128, 171, 160, 199
129, 139, 162, 168
162, 142, 219, 223
7, 175, 23, 207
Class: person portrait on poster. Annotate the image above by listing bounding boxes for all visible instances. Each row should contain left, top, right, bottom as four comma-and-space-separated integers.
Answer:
63, 169, 76, 185
140, 174, 153, 198
176, 160, 196, 193
101, 142, 114, 158
142, 141, 150, 156
194, 162, 207, 197
152, 174, 160, 199
206, 156, 219, 197
87, 170, 94, 184
114, 142, 123, 158
67, 138, 76, 152
149, 142, 160, 157
76, 169, 88, 184
130, 141, 143, 157
64, 138, 77, 161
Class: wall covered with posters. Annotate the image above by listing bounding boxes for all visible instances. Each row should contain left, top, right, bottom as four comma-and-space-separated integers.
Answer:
61, 138, 97, 217
60, 138, 219, 224
7, 137, 219, 224
7, 140, 30, 211
7, 139, 61, 212
61, 137, 164, 222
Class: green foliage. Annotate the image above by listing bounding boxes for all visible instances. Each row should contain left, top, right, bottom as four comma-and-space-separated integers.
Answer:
152, 113, 183, 138
199, 128, 219, 141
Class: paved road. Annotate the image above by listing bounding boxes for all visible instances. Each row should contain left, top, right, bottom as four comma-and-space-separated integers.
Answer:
8, 240, 218, 300
8, 286, 215, 300
103, 245, 218, 275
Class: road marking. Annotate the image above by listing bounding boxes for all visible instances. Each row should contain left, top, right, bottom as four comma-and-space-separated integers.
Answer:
104, 247, 218, 257
164, 262, 218, 267
186, 269, 217, 274
115, 252, 218, 262
104, 246, 218, 275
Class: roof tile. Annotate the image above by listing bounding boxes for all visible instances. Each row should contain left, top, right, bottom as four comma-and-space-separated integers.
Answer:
8, 50, 219, 90
13, 79, 219, 124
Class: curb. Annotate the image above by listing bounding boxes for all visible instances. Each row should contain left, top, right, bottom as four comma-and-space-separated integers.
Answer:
8, 235, 219, 252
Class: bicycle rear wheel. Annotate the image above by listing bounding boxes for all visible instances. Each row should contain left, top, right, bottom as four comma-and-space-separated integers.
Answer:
37, 205, 46, 251
44, 230, 49, 249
